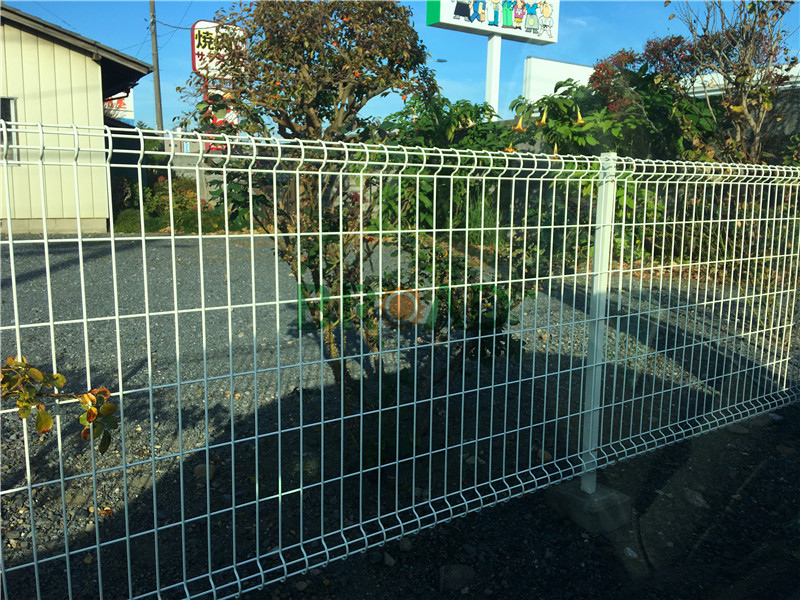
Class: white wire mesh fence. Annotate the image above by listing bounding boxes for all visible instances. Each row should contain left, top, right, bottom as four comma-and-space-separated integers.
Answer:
1, 122, 799, 599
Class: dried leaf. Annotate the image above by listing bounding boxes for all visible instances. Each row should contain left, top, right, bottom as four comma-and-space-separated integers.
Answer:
91, 387, 111, 402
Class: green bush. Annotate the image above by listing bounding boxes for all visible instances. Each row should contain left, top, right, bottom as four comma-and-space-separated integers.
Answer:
114, 206, 225, 235
123, 176, 201, 217
114, 208, 167, 234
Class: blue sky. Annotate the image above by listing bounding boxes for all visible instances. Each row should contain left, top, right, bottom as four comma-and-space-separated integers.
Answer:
6, 1, 798, 129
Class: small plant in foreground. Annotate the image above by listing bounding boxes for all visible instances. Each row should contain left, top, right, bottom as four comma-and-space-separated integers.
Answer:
1, 356, 117, 454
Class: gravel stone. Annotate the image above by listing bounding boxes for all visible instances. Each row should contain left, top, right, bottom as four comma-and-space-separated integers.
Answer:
440, 564, 476, 593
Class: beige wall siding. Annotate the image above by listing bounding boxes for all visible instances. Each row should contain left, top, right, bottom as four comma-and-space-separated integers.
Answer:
1, 23, 109, 232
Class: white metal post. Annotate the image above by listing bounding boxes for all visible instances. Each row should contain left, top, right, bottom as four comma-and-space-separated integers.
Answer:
581, 152, 617, 494
486, 34, 501, 120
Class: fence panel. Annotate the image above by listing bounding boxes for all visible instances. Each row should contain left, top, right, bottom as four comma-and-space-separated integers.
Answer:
1, 123, 799, 599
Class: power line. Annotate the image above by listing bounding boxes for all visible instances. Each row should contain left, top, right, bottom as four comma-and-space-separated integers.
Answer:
160, 1, 195, 49
159, 0, 194, 47
156, 19, 194, 31
33, 1, 78, 31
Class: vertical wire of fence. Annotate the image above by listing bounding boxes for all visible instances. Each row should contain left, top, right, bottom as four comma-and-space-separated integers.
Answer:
1, 122, 799, 599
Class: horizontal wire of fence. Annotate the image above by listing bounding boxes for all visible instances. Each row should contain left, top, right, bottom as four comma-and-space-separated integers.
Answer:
1, 122, 799, 599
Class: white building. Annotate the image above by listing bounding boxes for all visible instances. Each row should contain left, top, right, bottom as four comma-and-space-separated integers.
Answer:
522, 57, 593, 102
1, 5, 151, 234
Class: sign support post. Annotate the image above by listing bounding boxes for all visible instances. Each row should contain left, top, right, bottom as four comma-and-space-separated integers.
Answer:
427, 0, 560, 119
486, 34, 501, 119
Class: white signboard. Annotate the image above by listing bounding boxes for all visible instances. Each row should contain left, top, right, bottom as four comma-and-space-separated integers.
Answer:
191, 20, 244, 79
103, 90, 135, 124
426, 0, 559, 44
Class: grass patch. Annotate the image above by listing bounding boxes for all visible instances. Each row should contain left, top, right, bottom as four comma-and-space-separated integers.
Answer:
114, 208, 227, 234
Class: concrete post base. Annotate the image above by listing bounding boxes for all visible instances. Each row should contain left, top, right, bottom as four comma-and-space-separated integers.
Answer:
545, 479, 632, 534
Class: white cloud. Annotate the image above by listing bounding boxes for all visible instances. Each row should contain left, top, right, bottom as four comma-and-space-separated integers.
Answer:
565, 17, 589, 27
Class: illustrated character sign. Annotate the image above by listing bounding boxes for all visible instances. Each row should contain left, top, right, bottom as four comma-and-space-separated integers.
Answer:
434, 0, 558, 43
538, 0, 554, 38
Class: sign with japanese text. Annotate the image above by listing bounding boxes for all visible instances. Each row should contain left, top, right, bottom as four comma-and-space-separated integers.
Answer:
103, 90, 135, 124
426, 0, 559, 44
191, 20, 244, 79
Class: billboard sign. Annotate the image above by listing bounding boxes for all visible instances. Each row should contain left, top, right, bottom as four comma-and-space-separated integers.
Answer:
191, 20, 244, 79
103, 90, 135, 124
426, 0, 559, 44
192, 20, 245, 136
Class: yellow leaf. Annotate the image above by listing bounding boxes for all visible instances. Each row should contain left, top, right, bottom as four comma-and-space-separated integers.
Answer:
35, 410, 54, 434
669, 13, 676, 19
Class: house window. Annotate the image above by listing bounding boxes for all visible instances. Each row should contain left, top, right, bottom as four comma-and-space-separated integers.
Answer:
0, 97, 18, 161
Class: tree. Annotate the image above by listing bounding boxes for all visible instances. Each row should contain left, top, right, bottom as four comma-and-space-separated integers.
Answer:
180, 1, 442, 407
669, 0, 798, 163
516, 1, 798, 165
185, 0, 437, 141
375, 94, 515, 151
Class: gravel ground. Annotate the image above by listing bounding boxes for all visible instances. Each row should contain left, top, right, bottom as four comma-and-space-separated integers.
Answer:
1, 236, 798, 599
239, 402, 800, 600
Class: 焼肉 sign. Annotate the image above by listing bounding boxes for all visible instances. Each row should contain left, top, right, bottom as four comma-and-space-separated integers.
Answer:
191, 20, 244, 79
426, 0, 559, 44
191, 20, 245, 134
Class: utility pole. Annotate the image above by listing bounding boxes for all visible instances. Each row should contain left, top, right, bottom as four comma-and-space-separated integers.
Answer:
149, 0, 164, 130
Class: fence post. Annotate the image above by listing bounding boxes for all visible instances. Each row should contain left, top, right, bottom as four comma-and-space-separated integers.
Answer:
580, 152, 617, 495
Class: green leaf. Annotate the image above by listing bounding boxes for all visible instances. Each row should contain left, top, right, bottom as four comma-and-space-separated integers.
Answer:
99, 402, 117, 416
98, 431, 112, 455
29, 368, 44, 382
102, 415, 119, 430
18, 403, 32, 419
35, 410, 54, 434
